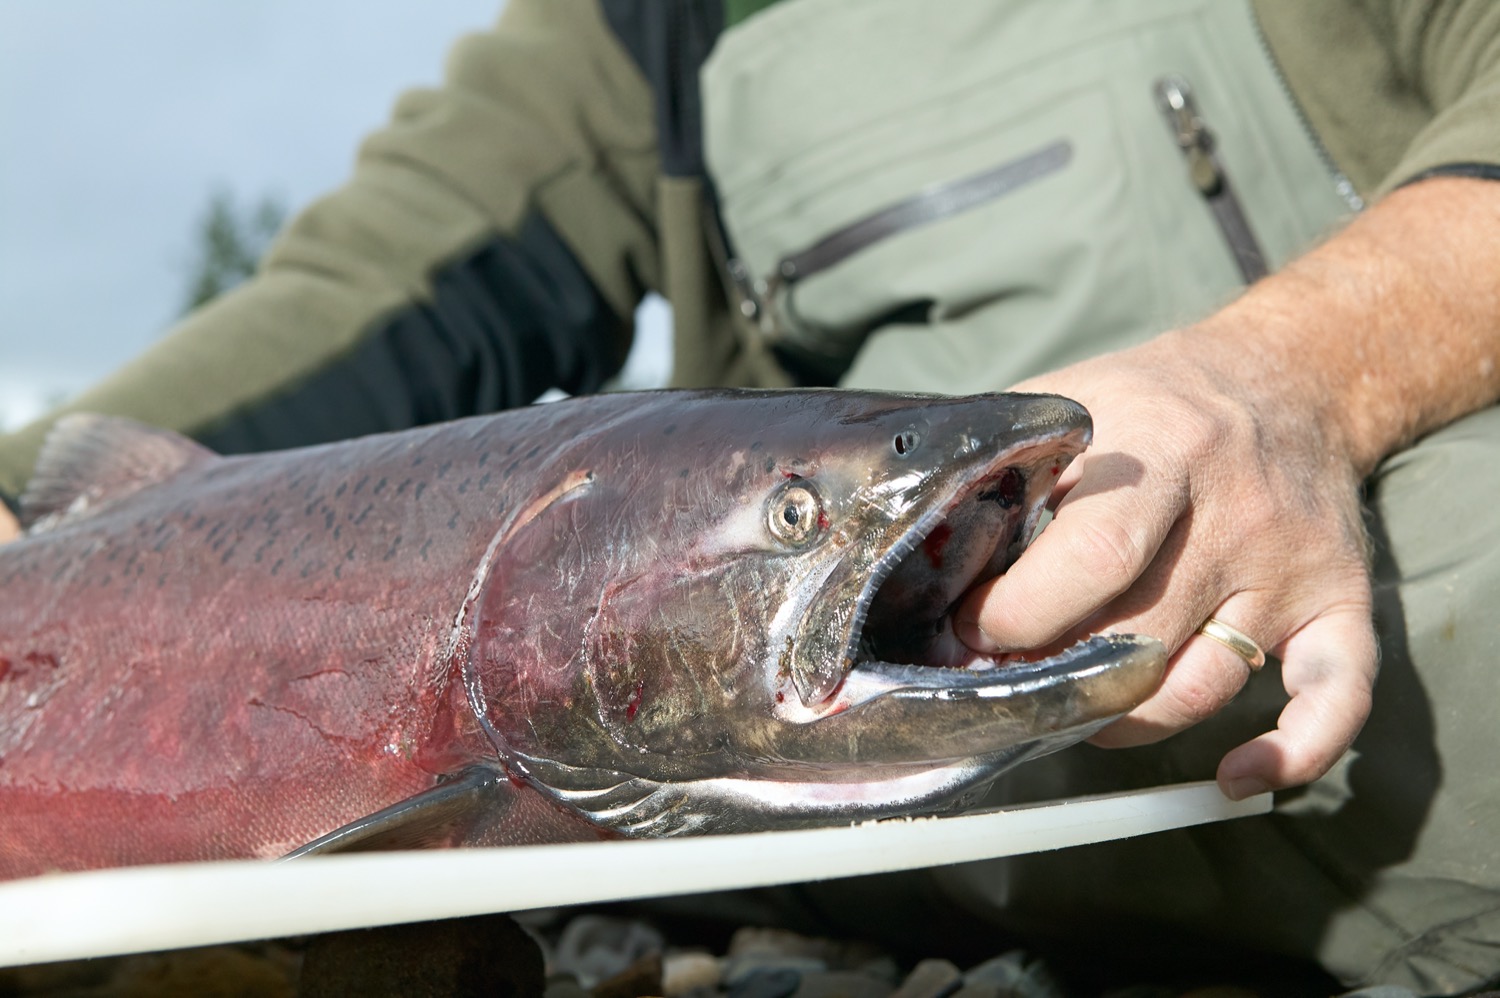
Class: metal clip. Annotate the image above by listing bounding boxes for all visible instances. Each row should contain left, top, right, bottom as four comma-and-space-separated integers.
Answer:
1152, 75, 1268, 283
1155, 76, 1222, 196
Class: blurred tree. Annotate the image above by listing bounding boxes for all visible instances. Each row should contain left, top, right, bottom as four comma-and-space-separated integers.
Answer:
182, 189, 286, 312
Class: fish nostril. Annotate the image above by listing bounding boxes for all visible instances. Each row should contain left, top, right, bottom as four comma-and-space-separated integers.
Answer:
893, 426, 922, 457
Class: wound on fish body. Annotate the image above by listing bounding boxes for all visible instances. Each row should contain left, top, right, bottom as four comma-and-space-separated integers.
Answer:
0, 390, 1165, 878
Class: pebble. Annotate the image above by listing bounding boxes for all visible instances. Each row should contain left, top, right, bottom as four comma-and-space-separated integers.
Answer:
728, 967, 804, 998
857, 954, 902, 986
545, 974, 592, 998
729, 926, 885, 969
592, 951, 664, 998
951, 984, 1008, 998
891, 958, 963, 998
723, 954, 829, 987
791, 969, 895, 998
962, 950, 1061, 996
664, 951, 724, 995
552, 914, 666, 988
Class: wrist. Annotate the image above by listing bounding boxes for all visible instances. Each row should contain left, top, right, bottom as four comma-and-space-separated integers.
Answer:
1184, 292, 1383, 481
1185, 176, 1500, 480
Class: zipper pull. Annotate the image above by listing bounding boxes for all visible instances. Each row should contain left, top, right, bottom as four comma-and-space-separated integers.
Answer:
1153, 75, 1268, 284
725, 255, 766, 323
1155, 77, 1222, 196
703, 194, 775, 328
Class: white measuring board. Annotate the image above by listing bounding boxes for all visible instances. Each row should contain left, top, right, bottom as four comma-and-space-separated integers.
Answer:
0, 781, 1269, 968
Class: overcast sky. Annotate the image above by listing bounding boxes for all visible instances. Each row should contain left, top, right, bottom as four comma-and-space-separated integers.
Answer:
0, 2, 528, 430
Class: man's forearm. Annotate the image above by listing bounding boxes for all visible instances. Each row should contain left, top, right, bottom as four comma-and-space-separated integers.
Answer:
963, 175, 1499, 795
1190, 176, 1500, 479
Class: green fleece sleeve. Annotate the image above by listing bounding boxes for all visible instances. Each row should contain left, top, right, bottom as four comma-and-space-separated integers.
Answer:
0, 0, 661, 501
1254, 0, 1500, 198
1378, 0, 1500, 192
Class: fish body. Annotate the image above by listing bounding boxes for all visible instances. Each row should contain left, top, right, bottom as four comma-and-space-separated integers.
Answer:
0, 390, 1164, 879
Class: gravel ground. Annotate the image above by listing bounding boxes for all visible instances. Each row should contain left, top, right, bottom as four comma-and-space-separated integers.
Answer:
0, 904, 1359, 997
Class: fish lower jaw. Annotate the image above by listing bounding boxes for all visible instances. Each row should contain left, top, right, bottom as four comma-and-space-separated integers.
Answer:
771, 634, 1128, 724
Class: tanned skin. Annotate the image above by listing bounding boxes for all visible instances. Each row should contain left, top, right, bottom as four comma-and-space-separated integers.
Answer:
957, 176, 1500, 801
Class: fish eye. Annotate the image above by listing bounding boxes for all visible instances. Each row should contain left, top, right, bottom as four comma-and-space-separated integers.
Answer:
767, 479, 824, 546
893, 428, 919, 456
893, 420, 926, 458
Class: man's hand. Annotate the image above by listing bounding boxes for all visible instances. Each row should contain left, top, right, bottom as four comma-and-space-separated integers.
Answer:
957, 331, 1376, 800
958, 176, 1500, 800
0, 505, 18, 544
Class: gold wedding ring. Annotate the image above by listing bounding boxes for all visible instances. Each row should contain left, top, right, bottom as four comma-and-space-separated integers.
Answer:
1198, 617, 1266, 672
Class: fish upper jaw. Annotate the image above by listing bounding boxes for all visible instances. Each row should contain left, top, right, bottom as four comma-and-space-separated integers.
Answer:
776, 395, 1096, 713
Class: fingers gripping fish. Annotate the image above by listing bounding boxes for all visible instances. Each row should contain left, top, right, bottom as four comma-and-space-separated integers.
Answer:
0, 390, 1165, 878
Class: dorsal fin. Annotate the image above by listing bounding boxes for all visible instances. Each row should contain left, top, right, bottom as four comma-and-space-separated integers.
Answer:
19, 414, 216, 533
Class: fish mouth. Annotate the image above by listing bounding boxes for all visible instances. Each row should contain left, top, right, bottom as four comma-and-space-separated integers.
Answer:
779, 422, 1163, 725
854, 460, 1052, 675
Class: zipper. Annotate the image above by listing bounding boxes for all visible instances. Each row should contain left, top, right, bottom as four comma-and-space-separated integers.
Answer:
1153, 75, 1269, 285
773, 140, 1073, 290
1246, 8, 1365, 215
719, 140, 1073, 344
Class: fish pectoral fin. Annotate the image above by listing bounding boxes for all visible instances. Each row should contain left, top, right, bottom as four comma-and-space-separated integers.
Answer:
283, 767, 512, 859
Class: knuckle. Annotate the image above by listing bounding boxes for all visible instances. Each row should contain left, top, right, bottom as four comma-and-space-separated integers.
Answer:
1174, 402, 1228, 457
983, 589, 1058, 649
1154, 396, 1243, 466
1159, 672, 1231, 728
1067, 516, 1147, 597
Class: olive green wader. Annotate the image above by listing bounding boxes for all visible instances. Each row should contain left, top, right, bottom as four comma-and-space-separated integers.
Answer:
701, 0, 1500, 991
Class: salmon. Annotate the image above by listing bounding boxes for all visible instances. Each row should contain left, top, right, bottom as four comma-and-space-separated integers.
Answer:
0, 390, 1164, 879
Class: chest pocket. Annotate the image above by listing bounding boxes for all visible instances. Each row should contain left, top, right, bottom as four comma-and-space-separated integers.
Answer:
702, 0, 1355, 393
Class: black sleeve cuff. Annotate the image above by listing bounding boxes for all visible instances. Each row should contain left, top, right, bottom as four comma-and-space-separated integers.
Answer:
1398, 162, 1500, 188
192, 210, 627, 456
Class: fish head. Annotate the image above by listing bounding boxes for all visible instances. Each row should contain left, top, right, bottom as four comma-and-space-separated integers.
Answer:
753, 391, 1092, 706
466, 390, 1165, 834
